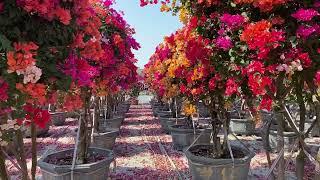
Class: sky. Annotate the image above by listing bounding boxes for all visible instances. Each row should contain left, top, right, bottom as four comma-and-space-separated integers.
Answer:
112, 1, 182, 69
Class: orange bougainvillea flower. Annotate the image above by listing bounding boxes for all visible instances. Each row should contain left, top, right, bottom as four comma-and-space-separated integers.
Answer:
16, 83, 47, 105
7, 42, 38, 74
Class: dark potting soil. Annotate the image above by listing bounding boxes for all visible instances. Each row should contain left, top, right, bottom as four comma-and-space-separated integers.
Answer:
174, 124, 208, 129
45, 152, 106, 166
190, 145, 245, 159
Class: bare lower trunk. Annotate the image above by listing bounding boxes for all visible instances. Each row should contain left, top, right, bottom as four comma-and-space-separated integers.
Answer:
275, 111, 285, 180
31, 123, 37, 180
76, 89, 91, 164
106, 95, 113, 119
93, 97, 99, 132
0, 147, 9, 180
296, 79, 306, 179
314, 103, 320, 179
15, 129, 29, 180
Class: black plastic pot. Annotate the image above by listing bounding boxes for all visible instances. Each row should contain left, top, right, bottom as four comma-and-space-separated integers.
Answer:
168, 125, 211, 151
230, 118, 255, 136
91, 128, 119, 150
51, 112, 66, 126
269, 130, 297, 152
38, 147, 114, 180
158, 115, 186, 133
185, 144, 254, 180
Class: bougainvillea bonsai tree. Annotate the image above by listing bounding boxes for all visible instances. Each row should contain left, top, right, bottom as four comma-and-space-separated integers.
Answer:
0, 0, 78, 178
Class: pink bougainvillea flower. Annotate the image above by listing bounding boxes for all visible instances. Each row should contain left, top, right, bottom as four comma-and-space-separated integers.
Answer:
62, 54, 99, 87
292, 8, 319, 21
220, 13, 245, 29
296, 24, 319, 39
215, 36, 233, 51
315, 71, 320, 87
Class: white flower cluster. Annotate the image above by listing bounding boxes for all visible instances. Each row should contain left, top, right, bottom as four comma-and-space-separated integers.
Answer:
20, 65, 42, 84
276, 60, 303, 75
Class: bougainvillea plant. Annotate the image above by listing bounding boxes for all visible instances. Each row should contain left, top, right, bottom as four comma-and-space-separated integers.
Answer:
0, 0, 139, 178
143, 0, 320, 178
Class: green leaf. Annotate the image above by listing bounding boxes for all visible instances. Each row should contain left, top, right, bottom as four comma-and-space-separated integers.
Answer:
0, 34, 12, 51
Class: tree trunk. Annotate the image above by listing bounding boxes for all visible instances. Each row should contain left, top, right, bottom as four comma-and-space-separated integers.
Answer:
15, 129, 29, 180
93, 97, 99, 132
0, 146, 9, 180
76, 89, 91, 164
296, 77, 306, 179
275, 111, 285, 180
314, 103, 320, 179
31, 123, 37, 180
106, 95, 113, 119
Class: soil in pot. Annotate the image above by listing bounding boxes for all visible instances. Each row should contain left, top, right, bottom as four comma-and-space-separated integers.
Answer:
169, 124, 211, 151
230, 118, 255, 136
91, 128, 119, 150
51, 112, 66, 126
185, 144, 254, 180
38, 148, 114, 180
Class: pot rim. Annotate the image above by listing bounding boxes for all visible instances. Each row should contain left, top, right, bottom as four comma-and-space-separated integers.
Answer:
93, 128, 119, 136
184, 144, 255, 166
168, 124, 210, 133
38, 147, 114, 174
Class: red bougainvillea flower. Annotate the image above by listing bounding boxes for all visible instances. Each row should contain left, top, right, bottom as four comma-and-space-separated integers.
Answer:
240, 20, 284, 59
225, 78, 239, 96
54, 7, 72, 25
208, 77, 216, 90
234, 0, 288, 12
0, 78, 9, 101
0, 2, 4, 12
291, 8, 319, 21
23, 104, 51, 129
260, 95, 272, 111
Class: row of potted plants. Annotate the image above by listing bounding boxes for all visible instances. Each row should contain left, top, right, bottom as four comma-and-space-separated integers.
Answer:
0, 0, 140, 179
142, 0, 320, 179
